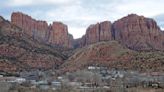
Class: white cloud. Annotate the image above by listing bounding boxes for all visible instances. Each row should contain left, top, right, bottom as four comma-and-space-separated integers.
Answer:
6, 0, 77, 7
116, 0, 164, 17
6, 0, 34, 6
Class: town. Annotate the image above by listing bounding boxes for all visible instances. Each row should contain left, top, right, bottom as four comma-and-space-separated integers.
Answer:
0, 66, 164, 92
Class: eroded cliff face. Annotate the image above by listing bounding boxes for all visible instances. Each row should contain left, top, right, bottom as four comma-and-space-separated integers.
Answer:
11, 12, 164, 50
68, 34, 74, 48
99, 21, 113, 41
113, 14, 164, 50
79, 21, 113, 46
11, 12, 73, 48
77, 14, 164, 51
11, 12, 48, 40
48, 22, 69, 47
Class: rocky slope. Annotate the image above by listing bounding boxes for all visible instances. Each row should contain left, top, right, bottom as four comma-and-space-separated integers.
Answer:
77, 14, 164, 51
61, 41, 164, 73
11, 12, 73, 48
0, 16, 67, 73
61, 41, 134, 72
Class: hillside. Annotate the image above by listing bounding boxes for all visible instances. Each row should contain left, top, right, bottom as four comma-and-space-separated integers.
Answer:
61, 41, 164, 73
61, 41, 133, 72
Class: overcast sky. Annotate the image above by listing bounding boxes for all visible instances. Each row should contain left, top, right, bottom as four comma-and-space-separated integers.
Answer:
0, 0, 164, 38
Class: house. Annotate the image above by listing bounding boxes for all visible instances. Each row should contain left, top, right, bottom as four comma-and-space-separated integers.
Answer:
51, 81, 61, 87
68, 82, 82, 87
0, 77, 26, 83
57, 76, 63, 80
0, 75, 3, 77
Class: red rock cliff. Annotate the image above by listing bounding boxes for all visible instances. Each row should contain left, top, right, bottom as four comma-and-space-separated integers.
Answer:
78, 14, 164, 50
113, 14, 164, 50
81, 21, 112, 46
49, 22, 72, 48
11, 12, 48, 41
11, 12, 73, 48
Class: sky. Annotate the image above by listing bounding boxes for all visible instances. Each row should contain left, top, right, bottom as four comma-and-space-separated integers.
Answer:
0, 0, 164, 39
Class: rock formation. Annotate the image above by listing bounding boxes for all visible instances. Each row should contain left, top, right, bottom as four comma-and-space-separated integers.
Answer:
79, 21, 112, 46
11, 12, 73, 48
10, 12, 164, 50
68, 34, 74, 48
49, 22, 69, 47
78, 14, 164, 51
99, 21, 113, 41
11, 12, 48, 40
113, 14, 164, 50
